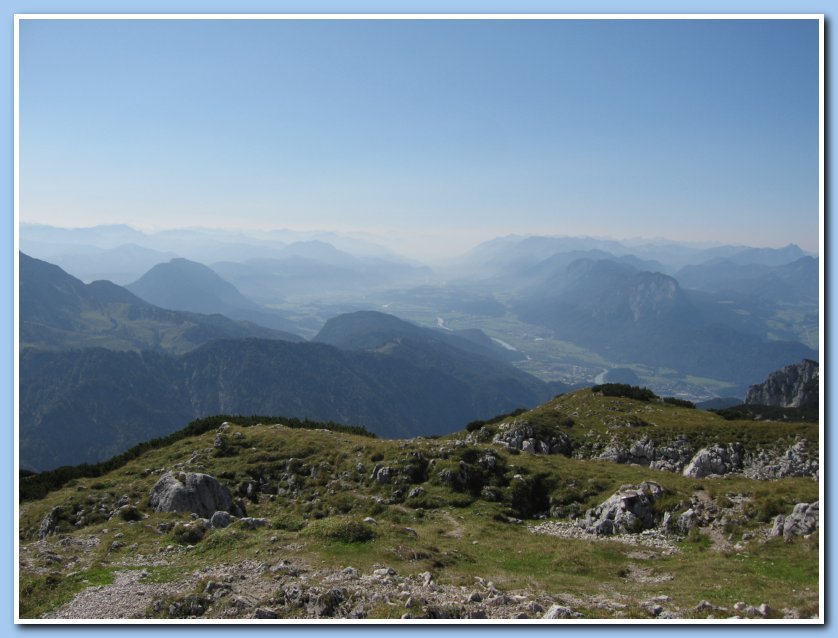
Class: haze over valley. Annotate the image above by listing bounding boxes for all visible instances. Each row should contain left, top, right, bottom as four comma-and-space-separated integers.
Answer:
19, 223, 819, 471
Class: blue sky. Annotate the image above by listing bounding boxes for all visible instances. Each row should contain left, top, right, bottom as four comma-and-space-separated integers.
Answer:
19, 17, 820, 259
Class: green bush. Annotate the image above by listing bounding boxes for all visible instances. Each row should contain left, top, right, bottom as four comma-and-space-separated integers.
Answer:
171, 521, 206, 545
273, 514, 306, 531
663, 397, 696, 409
303, 518, 376, 543
591, 384, 657, 402
465, 420, 485, 432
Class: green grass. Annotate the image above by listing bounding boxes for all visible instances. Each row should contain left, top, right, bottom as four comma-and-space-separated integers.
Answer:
18, 395, 821, 619
19, 566, 116, 618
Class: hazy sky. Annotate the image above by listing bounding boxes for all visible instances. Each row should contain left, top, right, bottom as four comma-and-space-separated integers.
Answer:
19, 17, 820, 259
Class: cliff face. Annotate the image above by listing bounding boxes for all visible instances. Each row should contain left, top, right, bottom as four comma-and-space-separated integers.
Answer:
745, 359, 819, 408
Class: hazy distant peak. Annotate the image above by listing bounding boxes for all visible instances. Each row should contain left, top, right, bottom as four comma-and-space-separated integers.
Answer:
126, 257, 256, 313
315, 310, 423, 346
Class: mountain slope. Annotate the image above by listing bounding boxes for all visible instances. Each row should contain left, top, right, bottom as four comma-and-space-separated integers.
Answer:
20, 253, 302, 354
675, 256, 818, 305
21, 334, 554, 471
515, 258, 816, 389
745, 359, 819, 409
29, 243, 179, 285
126, 258, 298, 333
313, 310, 527, 364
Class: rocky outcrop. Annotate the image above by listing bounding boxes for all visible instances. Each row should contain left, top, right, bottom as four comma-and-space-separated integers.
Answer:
745, 359, 819, 408
682, 444, 746, 478
745, 439, 819, 480
598, 436, 694, 473
149, 472, 238, 518
596, 435, 817, 481
37, 506, 63, 539
492, 422, 571, 455
581, 482, 664, 535
770, 502, 819, 541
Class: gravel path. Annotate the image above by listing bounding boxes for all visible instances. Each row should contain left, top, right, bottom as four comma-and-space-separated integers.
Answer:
43, 569, 184, 619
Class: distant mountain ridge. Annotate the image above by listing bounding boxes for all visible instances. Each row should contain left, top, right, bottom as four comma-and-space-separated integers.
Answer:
20, 253, 302, 353
21, 335, 555, 471
313, 310, 524, 363
126, 258, 299, 333
515, 257, 817, 391
675, 256, 818, 304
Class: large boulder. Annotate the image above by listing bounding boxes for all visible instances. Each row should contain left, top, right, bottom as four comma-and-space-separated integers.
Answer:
582, 482, 664, 535
149, 472, 236, 518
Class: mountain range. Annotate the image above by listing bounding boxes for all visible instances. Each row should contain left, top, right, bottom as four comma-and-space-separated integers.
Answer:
20, 253, 302, 354
513, 257, 816, 391
18, 226, 819, 470
19, 256, 559, 470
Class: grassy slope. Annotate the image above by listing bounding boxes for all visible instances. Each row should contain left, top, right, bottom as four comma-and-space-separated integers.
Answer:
19, 391, 820, 620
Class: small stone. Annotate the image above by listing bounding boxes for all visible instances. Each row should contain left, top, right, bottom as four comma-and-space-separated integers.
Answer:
253, 607, 277, 619
209, 511, 232, 529
468, 591, 482, 603
543, 604, 575, 619
363, 517, 377, 525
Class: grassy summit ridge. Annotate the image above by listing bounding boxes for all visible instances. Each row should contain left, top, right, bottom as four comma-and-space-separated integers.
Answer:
19, 389, 820, 620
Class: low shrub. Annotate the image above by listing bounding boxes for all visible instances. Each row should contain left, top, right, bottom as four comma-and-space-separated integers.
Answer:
591, 384, 657, 402
303, 518, 376, 543
273, 514, 306, 531
663, 397, 696, 409
171, 521, 206, 545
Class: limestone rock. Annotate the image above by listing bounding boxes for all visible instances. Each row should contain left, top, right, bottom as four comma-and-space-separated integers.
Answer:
493, 421, 571, 455
543, 604, 580, 619
149, 472, 236, 518
770, 502, 819, 540
209, 510, 233, 529
682, 444, 746, 478
582, 482, 664, 535
239, 517, 269, 530
37, 506, 63, 539
745, 439, 819, 480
